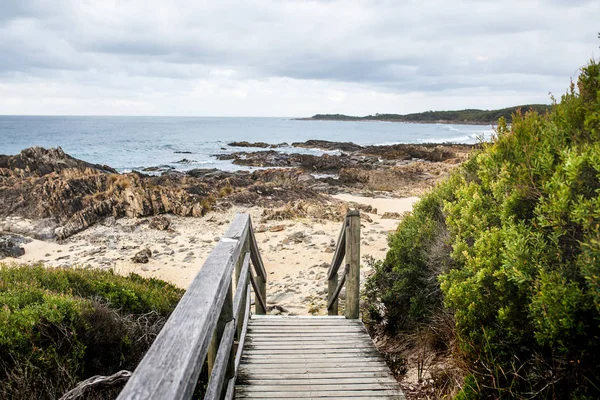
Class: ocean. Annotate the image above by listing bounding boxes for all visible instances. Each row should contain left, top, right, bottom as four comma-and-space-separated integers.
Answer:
0, 116, 493, 172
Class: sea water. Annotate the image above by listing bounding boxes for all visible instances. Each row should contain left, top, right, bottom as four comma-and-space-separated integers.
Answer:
0, 116, 493, 172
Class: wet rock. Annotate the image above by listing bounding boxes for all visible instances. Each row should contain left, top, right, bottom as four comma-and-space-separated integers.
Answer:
173, 158, 196, 164
131, 248, 151, 263
186, 168, 219, 178
292, 140, 362, 152
149, 215, 170, 231
228, 141, 271, 148
142, 165, 175, 172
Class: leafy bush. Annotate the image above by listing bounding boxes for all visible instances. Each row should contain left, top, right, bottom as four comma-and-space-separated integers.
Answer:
0, 263, 184, 399
367, 60, 600, 398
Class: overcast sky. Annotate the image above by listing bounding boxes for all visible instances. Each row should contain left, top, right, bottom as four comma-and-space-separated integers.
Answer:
0, 0, 598, 117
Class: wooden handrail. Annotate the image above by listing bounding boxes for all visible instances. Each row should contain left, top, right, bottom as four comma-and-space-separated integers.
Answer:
118, 213, 267, 400
327, 210, 360, 319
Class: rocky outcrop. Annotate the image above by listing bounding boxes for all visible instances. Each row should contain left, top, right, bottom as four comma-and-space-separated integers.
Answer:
0, 234, 29, 259
0, 146, 116, 177
292, 140, 362, 152
216, 151, 376, 172
0, 144, 472, 240
0, 148, 330, 240
228, 141, 287, 148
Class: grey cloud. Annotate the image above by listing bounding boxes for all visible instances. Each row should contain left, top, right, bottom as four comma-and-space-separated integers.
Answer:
0, 0, 598, 112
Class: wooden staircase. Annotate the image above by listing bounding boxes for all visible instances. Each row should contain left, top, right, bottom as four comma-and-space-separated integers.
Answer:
118, 212, 405, 400
236, 316, 404, 399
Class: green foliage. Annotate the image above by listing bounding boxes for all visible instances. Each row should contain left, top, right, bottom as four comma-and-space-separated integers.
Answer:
0, 263, 184, 399
310, 104, 551, 124
365, 176, 459, 331
368, 60, 600, 398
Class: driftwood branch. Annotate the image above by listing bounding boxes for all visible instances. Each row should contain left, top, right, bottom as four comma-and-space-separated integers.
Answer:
60, 370, 132, 400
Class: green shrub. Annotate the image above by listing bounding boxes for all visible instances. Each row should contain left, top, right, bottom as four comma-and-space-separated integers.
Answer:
368, 60, 600, 398
0, 263, 184, 399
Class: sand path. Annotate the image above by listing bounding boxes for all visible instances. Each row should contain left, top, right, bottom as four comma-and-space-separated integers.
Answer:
7, 194, 417, 315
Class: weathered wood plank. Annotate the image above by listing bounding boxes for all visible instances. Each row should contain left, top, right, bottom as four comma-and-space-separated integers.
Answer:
248, 272, 267, 314
240, 364, 389, 374
223, 377, 236, 400
248, 218, 267, 280
328, 263, 347, 312
234, 286, 251, 372
208, 280, 235, 379
241, 355, 383, 363
238, 372, 394, 379
327, 217, 347, 279
250, 316, 353, 320
223, 213, 250, 241
345, 210, 360, 319
235, 389, 404, 398
240, 362, 389, 370
243, 348, 380, 355
328, 265, 339, 315
238, 377, 398, 385
248, 326, 365, 333
205, 320, 236, 400
236, 383, 401, 391
232, 253, 251, 320
117, 238, 242, 400
248, 321, 362, 326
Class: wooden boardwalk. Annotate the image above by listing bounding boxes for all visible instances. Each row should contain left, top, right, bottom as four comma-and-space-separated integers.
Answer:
235, 316, 405, 399
118, 212, 405, 400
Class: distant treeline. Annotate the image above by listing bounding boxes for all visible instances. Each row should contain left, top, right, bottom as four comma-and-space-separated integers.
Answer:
307, 104, 552, 124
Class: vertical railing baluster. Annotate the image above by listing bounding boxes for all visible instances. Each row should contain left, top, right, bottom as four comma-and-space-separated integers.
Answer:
208, 280, 234, 376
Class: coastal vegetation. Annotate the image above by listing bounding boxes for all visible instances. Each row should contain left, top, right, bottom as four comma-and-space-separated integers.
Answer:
366, 60, 600, 398
307, 104, 551, 124
0, 264, 183, 399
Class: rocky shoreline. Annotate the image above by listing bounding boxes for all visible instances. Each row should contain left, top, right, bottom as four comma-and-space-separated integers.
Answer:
1, 141, 470, 314
0, 141, 472, 241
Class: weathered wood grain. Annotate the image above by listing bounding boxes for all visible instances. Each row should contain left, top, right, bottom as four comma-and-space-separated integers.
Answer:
235, 316, 404, 399
327, 218, 347, 279
345, 210, 360, 319
205, 320, 236, 400
117, 238, 243, 400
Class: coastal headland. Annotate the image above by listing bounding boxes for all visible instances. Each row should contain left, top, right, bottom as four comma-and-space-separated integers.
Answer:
1, 140, 472, 315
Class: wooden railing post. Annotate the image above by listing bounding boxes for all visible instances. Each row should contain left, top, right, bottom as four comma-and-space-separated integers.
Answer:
255, 275, 267, 315
328, 272, 339, 316
248, 224, 267, 316
345, 210, 360, 319
208, 281, 234, 377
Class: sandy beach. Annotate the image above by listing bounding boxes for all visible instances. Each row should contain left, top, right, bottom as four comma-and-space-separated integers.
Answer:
6, 194, 417, 316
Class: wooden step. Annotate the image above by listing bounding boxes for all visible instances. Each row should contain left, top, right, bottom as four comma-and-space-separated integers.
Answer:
235, 316, 405, 399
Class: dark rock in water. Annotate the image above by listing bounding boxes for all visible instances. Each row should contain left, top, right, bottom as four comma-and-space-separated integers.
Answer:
292, 140, 363, 152
149, 215, 170, 231
0, 234, 28, 259
229, 141, 271, 148
142, 165, 175, 172
174, 151, 193, 154
131, 248, 152, 263
187, 168, 219, 178
173, 159, 196, 164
